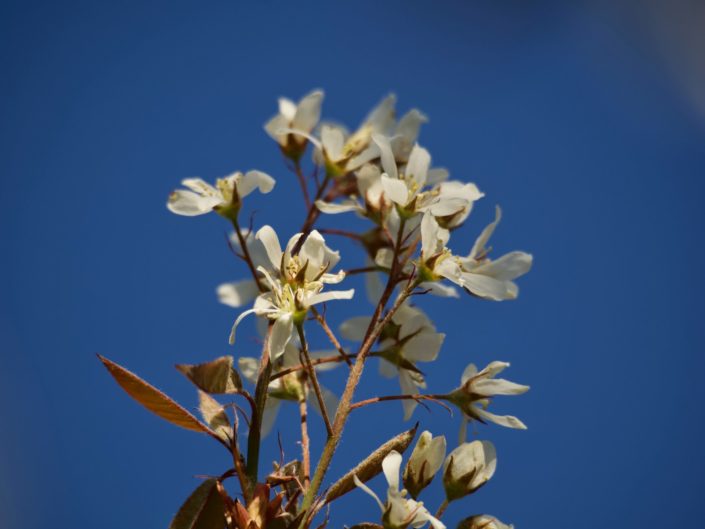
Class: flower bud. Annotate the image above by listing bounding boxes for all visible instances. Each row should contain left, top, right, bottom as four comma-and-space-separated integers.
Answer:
457, 515, 513, 529
442, 441, 496, 501
402, 431, 446, 499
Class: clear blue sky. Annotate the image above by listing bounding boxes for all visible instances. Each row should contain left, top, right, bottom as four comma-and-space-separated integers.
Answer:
1, 1, 704, 528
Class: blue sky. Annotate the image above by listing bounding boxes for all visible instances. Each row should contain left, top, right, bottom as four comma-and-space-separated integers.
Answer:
1, 1, 704, 528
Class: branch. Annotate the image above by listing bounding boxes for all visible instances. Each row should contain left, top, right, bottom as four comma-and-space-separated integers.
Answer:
231, 218, 265, 292
297, 324, 334, 437
245, 323, 274, 490
311, 306, 353, 367
269, 352, 357, 381
349, 394, 453, 415
299, 398, 311, 489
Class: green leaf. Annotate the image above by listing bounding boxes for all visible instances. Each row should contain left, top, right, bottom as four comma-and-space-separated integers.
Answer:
168, 479, 226, 529
176, 356, 242, 394
325, 423, 418, 503
198, 391, 232, 442
98, 355, 215, 437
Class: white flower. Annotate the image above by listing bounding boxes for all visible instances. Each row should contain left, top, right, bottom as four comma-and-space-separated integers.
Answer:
450, 361, 529, 430
420, 208, 532, 301
354, 450, 446, 529
229, 226, 354, 357
264, 89, 324, 154
403, 431, 447, 499
167, 171, 275, 218
340, 303, 444, 420
373, 134, 474, 219
458, 515, 514, 529
442, 441, 496, 501
238, 342, 339, 436
217, 229, 271, 308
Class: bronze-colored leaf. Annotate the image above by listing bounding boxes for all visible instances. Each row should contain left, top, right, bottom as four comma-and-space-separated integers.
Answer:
168, 479, 226, 529
325, 423, 418, 503
348, 524, 384, 529
98, 355, 214, 436
198, 391, 232, 442
176, 356, 243, 394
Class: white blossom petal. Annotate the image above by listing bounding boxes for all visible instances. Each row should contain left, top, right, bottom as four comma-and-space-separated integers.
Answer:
472, 378, 530, 396
314, 199, 360, 214
292, 89, 324, 132
372, 134, 398, 180
339, 316, 371, 341
238, 170, 276, 197
381, 174, 409, 205
382, 450, 402, 490
405, 144, 430, 188
353, 475, 385, 511
307, 288, 355, 306
217, 279, 260, 308
256, 225, 283, 271
269, 313, 294, 359
167, 190, 222, 216
473, 406, 527, 429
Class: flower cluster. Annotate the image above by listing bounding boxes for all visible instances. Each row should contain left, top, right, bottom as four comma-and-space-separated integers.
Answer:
100, 88, 534, 529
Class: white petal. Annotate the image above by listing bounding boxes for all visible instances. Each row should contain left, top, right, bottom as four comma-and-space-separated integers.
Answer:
469, 205, 501, 260
374, 248, 394, 269
229, 307, 261, 344
315, 199, 360, 214
167, 190, 222, 216
426, 168, 449, 185
353, 475, 385, 511
382, 450, 402, 490
321, 124, 346, 161
307, 288, 355, 306
404, 332, 445, 363
238, 170, 276, 197
217, 279, 259, 308
293, 89, 324, 132
461, 272, 517, 301
474, 251, 533, 281
180, 178, 219, 196
278, 97, 297, 121
264, 114, 289, 145
461, 363, 478, 384
269, 313, 294, 359
339, 316, 371, 341
237, 357, 259, 383
399, 370, 419, 421
259, 397, 281, 437
420, 281, 459, 298
372, 133, 398, 180
379, 358, 398, 379
395, 109, 427, 144
365, 269, 385, 302
405, 144, 430, 189
473, 406, 527, 430
255, 225, 283, 271
472, 378, 530, 396
363, 93, 396, 133
381, 174, 409, 205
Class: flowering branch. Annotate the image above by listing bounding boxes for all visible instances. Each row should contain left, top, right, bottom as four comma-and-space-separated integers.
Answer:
102, 88, 534, 529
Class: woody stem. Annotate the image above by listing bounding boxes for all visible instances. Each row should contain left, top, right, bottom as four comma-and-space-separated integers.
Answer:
297, 323, 334, 437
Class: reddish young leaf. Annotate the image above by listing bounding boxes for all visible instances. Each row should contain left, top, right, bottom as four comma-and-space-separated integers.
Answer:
98, 354, 216, 437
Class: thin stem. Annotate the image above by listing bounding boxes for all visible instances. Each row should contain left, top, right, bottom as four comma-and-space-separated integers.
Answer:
230, 429, 251, 503
299, 398, 311, 489
298, 220, 410, 517
269, 352, 357, 381
349, 394, 451, 413
435, 499, 449, 519
318, 228, 363, 241
293, 172, 333, 255
296, 324, 334, 437
345, 266, 380, 276
311, 306, 352, 367
232, 218, 264, 292
245, 323, 273, 491
294, 159, 312, 209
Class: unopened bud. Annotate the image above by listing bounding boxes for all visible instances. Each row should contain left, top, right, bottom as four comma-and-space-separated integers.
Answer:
457, 515, 513, 529
402, 431, 446, 499
442, 441, 496, 501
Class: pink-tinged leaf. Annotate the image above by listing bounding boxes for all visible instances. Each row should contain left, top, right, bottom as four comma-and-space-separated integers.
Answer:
98, 355, 216, 437
168, 479, 226, 529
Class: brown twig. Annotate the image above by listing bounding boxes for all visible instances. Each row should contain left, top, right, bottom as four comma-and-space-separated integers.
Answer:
299, 398, 311, 489
269, 352, 357, 381
349, 394, 452, 415
293, 159, 312, 209
311, 306, 353, 367
232, 218, 265, 292
297, 324, 334, 437
318, 228, 363, 241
